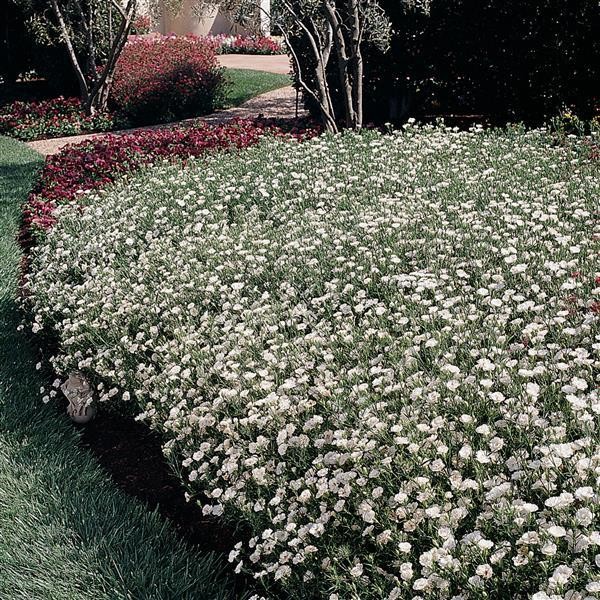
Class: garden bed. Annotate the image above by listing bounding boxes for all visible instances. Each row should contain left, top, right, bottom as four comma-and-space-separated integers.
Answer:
209, 34, 285, 55
0, 35, 291, 142
22, 126, 599, 599
19, 117, 316, 250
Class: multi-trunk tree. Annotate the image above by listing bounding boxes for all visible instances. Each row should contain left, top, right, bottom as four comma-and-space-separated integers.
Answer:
15, 0, 138, 115
50, 0, 138, 114
214, 0, 393, 132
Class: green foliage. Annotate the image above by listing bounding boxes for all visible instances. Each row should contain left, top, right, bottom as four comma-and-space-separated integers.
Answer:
15, 0, 116, 58
361, 0, 599, 123
219, 69, 292, 108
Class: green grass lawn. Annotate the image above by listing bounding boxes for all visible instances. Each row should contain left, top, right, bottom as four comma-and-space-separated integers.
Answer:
0, 136, 238, 600
221, 68, 292, 109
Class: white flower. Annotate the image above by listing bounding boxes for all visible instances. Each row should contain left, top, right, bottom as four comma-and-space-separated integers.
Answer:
358, 501, 376, 523
575, 508, 593, 526
575, 487, 594, 500
399, 562, 413, 581
412, 578, 429, 591
475, 564, 493, 579
547, 526, 567, 538
545, 493, 575, 509
541, 542, 557, 556
549, 564, 573, 586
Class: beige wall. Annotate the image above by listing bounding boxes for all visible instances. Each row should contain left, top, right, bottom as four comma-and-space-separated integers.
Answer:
157, 0, 254, 36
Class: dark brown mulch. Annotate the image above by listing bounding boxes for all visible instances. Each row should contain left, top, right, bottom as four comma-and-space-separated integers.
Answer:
78, 412, 236, 554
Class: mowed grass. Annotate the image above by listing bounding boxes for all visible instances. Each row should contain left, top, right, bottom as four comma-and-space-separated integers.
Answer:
0, 136, 238, 600
221, 68, 292, 108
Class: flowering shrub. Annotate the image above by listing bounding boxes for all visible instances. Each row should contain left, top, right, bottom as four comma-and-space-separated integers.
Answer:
0, 97, 114, 141
111, 35, 225, 126
20, 118, 317, 249
131, 14, 152, 35
208, 34, 285, 55
25, 127, 600, 599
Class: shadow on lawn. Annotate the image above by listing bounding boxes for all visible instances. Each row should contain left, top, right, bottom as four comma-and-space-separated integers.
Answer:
0, 138, 242, 600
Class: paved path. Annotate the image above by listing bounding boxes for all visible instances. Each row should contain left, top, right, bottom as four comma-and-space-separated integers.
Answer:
217, 54, 291, 74
27, 54, 300, 157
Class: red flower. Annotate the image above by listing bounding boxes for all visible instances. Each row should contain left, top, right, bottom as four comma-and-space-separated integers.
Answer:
19, 118, 319, 251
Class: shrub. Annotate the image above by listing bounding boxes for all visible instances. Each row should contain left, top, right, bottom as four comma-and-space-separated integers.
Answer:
131, 14, 152, 35
25, 127, 600, 599
210, 34, 285, 55
111, 35, 226, 126
0, 97, 114, 141
20, 118, 318, 249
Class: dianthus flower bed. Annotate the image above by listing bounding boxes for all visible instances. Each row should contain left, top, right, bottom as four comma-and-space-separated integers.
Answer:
0, 97, 114, 141
20, 118, 316, 249
24, 127, 599, 599
208, 34, 285, 55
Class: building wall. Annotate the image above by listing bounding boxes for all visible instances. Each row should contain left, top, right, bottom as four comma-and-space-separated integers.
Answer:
157, 0, 269, 36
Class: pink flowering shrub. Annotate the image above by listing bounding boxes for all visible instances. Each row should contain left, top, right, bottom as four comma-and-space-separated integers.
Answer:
131, 14, 152, 35
0, 97, 114, 141
20, 118, 318, 250
111, 36, 225, 126
209, 34, 285, 55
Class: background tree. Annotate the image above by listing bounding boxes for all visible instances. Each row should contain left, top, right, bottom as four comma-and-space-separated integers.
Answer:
13, 0, 138, 114
209, 0, 399, 132
324, 0, 599, 125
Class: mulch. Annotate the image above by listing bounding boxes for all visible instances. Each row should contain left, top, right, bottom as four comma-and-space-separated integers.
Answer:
79, 412, 237, 554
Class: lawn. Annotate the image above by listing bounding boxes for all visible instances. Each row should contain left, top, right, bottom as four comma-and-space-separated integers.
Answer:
0, 135, 239, 600
221, 68, 292, 108
23, 127, 599, 598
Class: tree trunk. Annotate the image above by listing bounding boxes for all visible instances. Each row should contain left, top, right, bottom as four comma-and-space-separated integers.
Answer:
50, 0, 90, 105
349, 0, 363, 128
324, 0, 356, 128
279, 0, 338, 132
52, 0, 137, 116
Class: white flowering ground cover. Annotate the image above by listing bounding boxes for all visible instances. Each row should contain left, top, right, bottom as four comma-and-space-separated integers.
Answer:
25, 126, 599, 600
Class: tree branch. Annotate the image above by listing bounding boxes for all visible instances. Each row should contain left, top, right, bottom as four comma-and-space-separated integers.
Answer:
50, 0, 89, 100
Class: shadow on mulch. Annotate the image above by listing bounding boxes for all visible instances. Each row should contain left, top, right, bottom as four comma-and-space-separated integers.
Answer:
78, 413, 237, 555
0, 79, 60, 105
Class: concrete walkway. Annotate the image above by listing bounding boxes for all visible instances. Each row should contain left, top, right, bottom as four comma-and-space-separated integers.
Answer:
27, 54, 300, 157
217, 54, 291, 74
